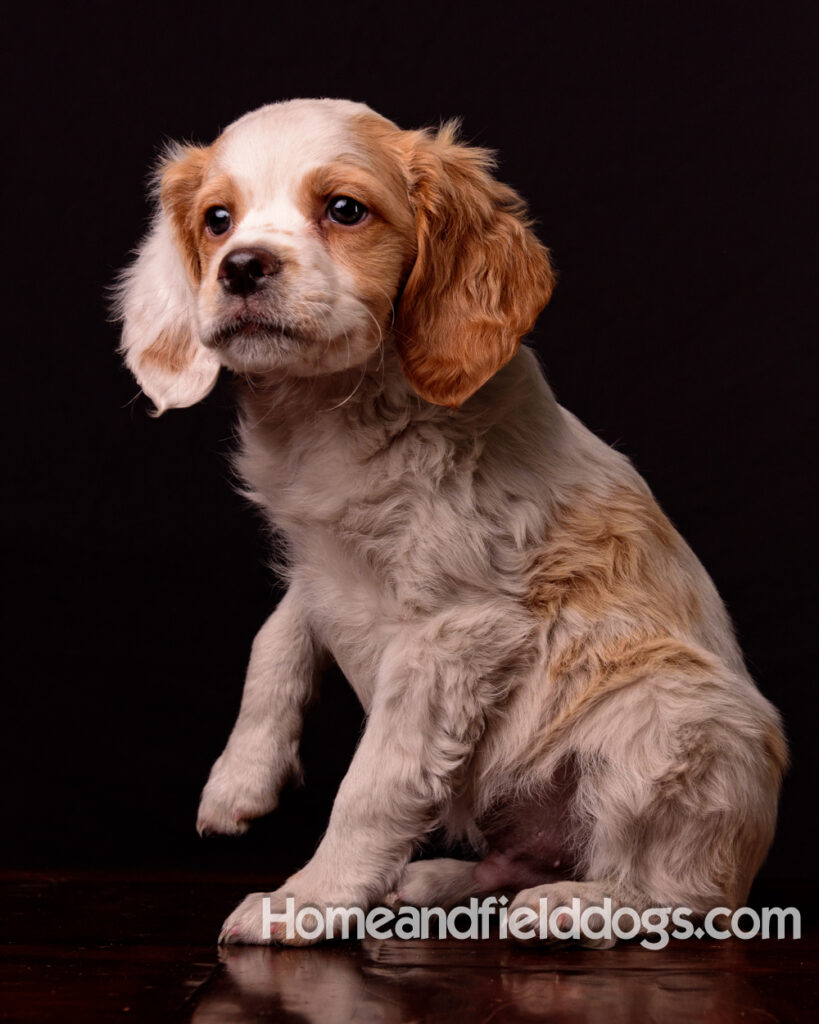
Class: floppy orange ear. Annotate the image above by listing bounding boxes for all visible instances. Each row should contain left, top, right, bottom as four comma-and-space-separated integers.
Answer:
115, 144, 221, 414
394, 123, 556, 407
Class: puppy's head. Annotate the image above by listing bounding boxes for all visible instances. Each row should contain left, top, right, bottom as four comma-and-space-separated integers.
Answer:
117, 99, 555, 412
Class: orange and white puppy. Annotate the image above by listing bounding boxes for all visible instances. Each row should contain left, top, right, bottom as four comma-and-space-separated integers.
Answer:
118, 99, 785, 946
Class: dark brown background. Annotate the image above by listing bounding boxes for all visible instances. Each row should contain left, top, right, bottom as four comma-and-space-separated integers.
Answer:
3, 1, 816, 887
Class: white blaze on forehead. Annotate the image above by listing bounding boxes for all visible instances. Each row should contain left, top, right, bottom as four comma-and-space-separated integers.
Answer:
212, 99, 386, 232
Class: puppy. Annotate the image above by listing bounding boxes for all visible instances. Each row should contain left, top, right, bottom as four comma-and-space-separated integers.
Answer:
117, 99, 785, 945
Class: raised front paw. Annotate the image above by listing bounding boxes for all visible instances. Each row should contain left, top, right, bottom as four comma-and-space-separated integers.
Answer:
196, 752, 283, 837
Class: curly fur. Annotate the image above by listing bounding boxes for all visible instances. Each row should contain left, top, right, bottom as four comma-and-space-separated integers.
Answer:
116, 99, 785, 946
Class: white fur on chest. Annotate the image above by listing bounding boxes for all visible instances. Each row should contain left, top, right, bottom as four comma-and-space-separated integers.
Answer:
232, 351, 562, 703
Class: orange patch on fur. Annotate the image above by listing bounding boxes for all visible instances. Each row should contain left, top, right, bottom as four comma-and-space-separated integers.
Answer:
159, 147, 245, 284
192, 172, 246, 277
387, 121, 556, 407
140, 326, 194, 375
524, 483, 714, 737
160, 145, 212, 281
297, 155, 416, 331
525, 484, 689, 624
548, 634, 714, 738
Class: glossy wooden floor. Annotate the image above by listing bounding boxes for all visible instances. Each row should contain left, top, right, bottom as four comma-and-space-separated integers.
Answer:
1, 871, 814, 1022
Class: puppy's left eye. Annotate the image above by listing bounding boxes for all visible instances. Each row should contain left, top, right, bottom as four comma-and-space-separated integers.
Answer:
327, 196, 368, 225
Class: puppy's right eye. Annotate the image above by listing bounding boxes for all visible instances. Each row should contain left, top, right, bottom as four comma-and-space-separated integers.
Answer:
205, 206, 232, 236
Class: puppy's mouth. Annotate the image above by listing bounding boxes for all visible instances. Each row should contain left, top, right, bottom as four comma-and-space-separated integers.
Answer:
204, 316, 307, 350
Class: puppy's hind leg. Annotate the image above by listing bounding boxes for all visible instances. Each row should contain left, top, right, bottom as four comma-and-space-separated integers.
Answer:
386, 859, 483, 909
510, 654, 785, 948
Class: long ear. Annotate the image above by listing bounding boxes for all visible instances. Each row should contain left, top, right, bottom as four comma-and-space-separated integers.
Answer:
394, 123, 556, 407
114, 145, 220, 415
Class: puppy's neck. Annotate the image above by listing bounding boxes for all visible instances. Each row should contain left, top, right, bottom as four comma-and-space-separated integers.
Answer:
234, 341, 448, 435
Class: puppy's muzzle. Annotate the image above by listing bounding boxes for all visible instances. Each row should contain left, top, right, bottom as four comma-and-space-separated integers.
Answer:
218, 247, 281, 297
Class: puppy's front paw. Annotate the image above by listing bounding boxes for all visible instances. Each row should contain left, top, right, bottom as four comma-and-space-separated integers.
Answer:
219, 888, 340, 947
196, 753, 283, 837
219, 891, 286, 946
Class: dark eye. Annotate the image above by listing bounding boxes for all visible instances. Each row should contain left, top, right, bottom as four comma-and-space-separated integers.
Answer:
327, 195, 368, 225
205, 206, 232, 235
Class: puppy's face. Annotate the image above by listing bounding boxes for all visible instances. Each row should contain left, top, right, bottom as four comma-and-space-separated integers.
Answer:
119, 99, 556, 412
167, 100, 417, 377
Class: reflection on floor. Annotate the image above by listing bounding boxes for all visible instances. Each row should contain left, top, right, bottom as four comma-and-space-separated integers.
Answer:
1, 871, 815, 1022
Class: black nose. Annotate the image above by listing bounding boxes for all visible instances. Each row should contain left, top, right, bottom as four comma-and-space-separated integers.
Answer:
218, 247, 281, 296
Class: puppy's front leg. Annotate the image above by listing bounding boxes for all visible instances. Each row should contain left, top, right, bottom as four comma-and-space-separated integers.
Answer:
222, 604, 526, 944
197, 585, 320, 836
